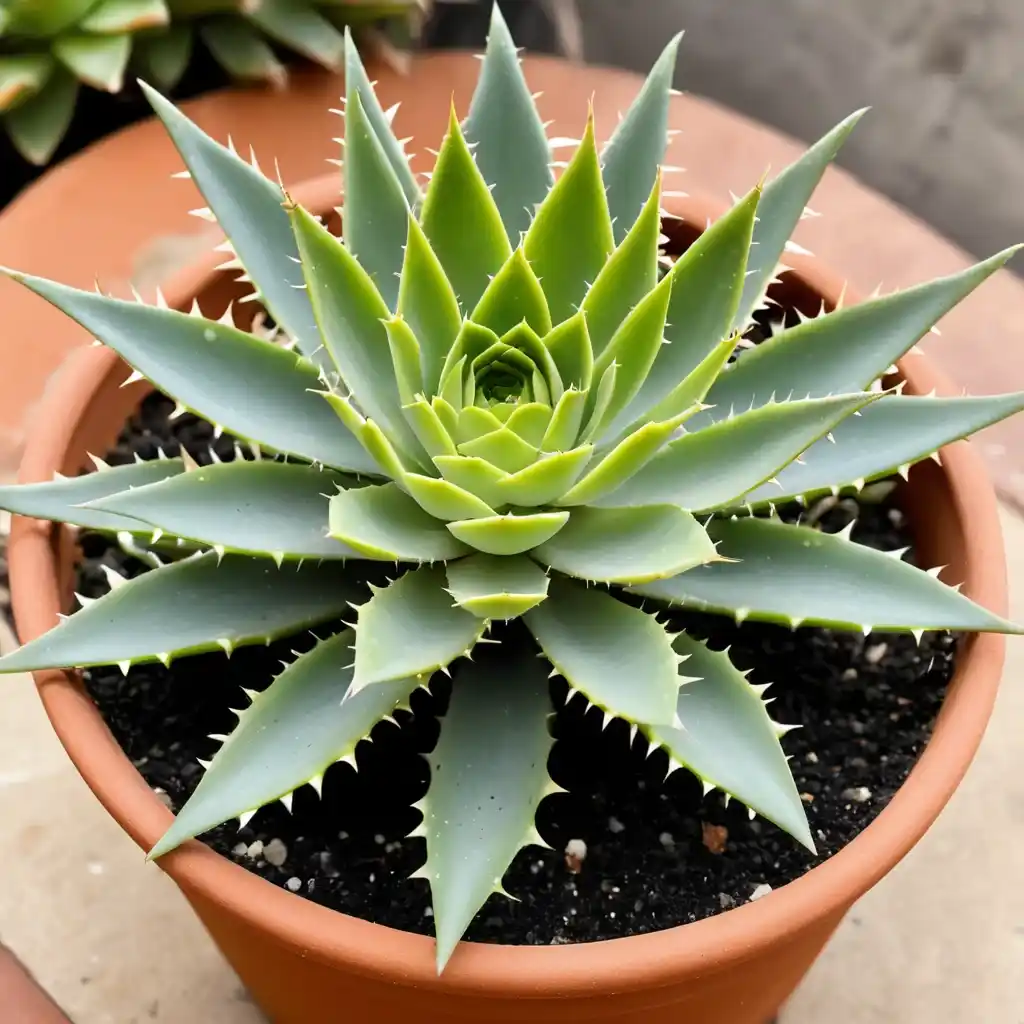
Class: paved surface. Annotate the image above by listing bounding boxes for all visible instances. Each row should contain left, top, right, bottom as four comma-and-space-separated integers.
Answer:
1, 507, 1022, 1022
582, 0, 1024, 264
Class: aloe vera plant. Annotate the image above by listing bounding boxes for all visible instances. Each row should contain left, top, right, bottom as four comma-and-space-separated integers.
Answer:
2, 2, 1023, 971
0, 0, 421, 165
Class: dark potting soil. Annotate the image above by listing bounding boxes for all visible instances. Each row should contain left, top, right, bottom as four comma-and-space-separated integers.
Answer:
72, 391, 957, 946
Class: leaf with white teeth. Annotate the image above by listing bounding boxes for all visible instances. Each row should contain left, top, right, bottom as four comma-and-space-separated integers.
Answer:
0, 458, 183, 532
139, 83, 324, 364
644, 635, 814, 851
84, 461, 368, 561
351, 564, 487, 693
734, 110, 866, 331
525, 575, 680, 726
741, 392, 1024, 508
0, 553, 369, 674
597, 393, 877, 511
600, 32, 682, 242
630, 517, 1023, 634
149, 628, 419, 859
703, 247, 1021, 419
463, 2, 554, 242
0, 272, 376, 473
422, 643, 555, 972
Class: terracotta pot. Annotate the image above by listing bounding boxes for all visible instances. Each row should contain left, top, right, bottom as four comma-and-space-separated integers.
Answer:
0, 945, 72, 1024
8, 176, 1009, 1024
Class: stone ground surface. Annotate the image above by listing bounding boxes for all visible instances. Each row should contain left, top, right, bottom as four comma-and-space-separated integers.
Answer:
0, 509, 1022, 1023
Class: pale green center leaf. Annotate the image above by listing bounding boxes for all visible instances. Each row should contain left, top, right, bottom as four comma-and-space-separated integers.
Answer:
532, 504, 717, 584
447, 511, 569, 556
351, 564, 487, 692
445, 553, 550, 619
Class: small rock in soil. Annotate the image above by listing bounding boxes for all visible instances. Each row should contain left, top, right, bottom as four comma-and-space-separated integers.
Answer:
701, 823, 729, 855
263, 838, 288, 867
749, 884, 773, 902
564, 838, 587, 874
841, 787, 873, 803
285, 877, 302, 893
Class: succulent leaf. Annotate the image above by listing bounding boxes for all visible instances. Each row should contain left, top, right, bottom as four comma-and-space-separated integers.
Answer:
351, 565, 486, 693
542, 311, 593, 393
607, 186, 759, 438
290, 203, 426, 465
598, 393, 877, 511
342, 27, 421, 208
134, 25, 192, 91
397, 217, 462, 394
457, 427, 539, 475
646, 636, 814, 850
587, 269, 674, 438
462, 2, 553, 243
447, 511, 569, 556
540, 388, 588, 452
734, 110, 866, 331
402, 399, 459, 460
342, 89, 411, 310
706, 247, 1023, 418
420, 106, 512, 311
53, 32, 130, 92
0, 553, 366, 673
632, 516, 1022, 634
84, 461, 363, 560
524, 112, 614, 324
401, 473, 496, 521
525, 576, 680, 725
0, 271, 374, 472
533, 504, 717, 584
0, 458, 182, 533
423, 644, 554, 971
329, 482, 472, 562
149, 628, 417, 859
433, 455, 510, 509
471, 249, 552, 339
495, 446, 593, 507
557, 408, 694, 507
445, 554, 550, 618
198, 17, 284, 86
742, 392, 1024, 508
140, 82, 325, 363
580, 173, 661, 359
600, 32, 682, 241
247, 0, 344, 70
4, 66, 78, 164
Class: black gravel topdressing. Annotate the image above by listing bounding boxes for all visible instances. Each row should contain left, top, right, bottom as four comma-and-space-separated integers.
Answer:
72, 391, 957, 946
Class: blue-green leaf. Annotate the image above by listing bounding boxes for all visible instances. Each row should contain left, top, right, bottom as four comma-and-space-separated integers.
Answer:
525, 576, 680, 726
632, 516, 1022, 634
600, 32, 682, 241
646, 637, 813, 851
462, 2, 553, 243
149, 628, 417, 859
0, 271, 373, 472
0, 554, 365, 673
140, 83, 322, 361
424, 644, 554, 970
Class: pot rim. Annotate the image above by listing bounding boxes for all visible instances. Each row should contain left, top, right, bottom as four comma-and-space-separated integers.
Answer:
9, 175, 1009, 997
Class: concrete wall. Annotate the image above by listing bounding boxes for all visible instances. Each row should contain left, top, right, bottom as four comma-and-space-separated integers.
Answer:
580, 0, 1024, 262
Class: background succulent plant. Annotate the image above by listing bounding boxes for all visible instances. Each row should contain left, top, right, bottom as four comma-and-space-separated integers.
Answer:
2, 2, 1023, 971
0, 0, 424, 165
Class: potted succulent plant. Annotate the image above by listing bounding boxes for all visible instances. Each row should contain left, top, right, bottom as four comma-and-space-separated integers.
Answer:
0, 0, 423, 169
1, 5, 1021, 1021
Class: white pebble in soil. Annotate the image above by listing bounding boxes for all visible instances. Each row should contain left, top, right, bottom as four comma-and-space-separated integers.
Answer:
749, 883, 773, 902
232, 843, 248, 857
263, 838, 288, 867
285, 877, 302, 893
607, 816, 625, 834
841, 786, 873, 803
658, 831, 675, 849
246, 840, 264, 860
864, 642, 889, 665
564, 838, 587, 874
